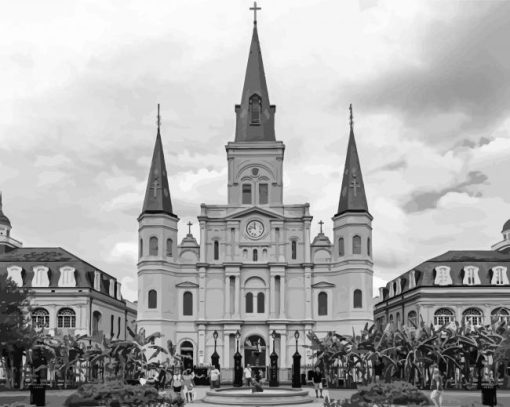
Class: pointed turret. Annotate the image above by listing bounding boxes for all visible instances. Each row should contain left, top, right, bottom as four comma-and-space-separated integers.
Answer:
234, 18, 276, 142
140, 105, 176, 218
0, 192, 11, 228
336, 105, 369, 216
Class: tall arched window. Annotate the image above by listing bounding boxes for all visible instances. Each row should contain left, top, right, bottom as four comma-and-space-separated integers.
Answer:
434, 308, 454, 326
338, 237, 344, 256
149, 236, 158, 256
166, 238, 173, 257
353, 289, 362, 308
110, 315, 114, 338
139, 238, 143, 257
257, 293, 265, 313
249, 94, 262, 124
291, 241, 297, 260
148, 290, 157, 309
407, 310, 417, 328
242, 184, 252, 204
353, 235, 361, 254
367, 238, 371, 256
92, 311, 101, 335
117, 316, 121, 338
32, 308, 49, 328
492, 308, 510, 324
318, 292, 327, 316
57, 308, 76, 328
463, 308, 483, 326
183, 292, 193, 316
246, 293, 253, 313
253, 249, 258, 262
213, 240, 219, 260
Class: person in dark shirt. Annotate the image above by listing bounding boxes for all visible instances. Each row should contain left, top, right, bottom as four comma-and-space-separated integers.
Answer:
312, 367, 324, 398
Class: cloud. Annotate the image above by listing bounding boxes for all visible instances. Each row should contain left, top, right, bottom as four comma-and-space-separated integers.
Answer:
108, 242, 138, 263
37, 170, 74, 187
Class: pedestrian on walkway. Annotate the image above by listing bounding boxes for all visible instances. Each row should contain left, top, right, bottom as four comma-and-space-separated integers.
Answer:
312, 367, 323, 399
430, 367, 443, 407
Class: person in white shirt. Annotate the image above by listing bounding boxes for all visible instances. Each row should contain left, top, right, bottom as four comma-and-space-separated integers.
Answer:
243, 364, 252, 387
210, 366, 221, 389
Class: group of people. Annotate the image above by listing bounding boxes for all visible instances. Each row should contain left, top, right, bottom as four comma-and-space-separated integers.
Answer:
137, 367, 199, 403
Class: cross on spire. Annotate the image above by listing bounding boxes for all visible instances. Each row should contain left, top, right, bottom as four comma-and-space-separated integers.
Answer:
187, 221, 193, 235
349, 103, 353, 131
250, 1, 261, 25
157, 103, 161, 131
319, 220, 324, 234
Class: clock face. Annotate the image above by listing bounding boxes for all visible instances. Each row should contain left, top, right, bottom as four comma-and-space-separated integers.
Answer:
246, 220, 264, 239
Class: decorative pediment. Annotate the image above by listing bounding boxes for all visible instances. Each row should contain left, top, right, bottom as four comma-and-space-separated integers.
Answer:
176, 281, 199, 288
228, 206, 284, 221
311, 281, 336, 288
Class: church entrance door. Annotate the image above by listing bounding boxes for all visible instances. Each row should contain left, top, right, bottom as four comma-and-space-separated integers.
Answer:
180, 341, 194, 371
244, 335, 266, 378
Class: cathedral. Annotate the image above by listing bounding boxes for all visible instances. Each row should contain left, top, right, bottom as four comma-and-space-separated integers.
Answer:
136, 18, 373, 378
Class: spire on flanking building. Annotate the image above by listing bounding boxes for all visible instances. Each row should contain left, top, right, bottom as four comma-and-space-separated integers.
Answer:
140, 104, 176, 217
336, 104, 369, 216
234, 2, 276, 142
0, 192, 11, 228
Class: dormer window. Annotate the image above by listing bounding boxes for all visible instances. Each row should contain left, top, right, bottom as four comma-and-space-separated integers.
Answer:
434, 266, 452, 286
492, 266, 508, 285
409, 270, 416, 289
463, 266, 480, 285
249, 94, 262, 125
395, 278, 402, 295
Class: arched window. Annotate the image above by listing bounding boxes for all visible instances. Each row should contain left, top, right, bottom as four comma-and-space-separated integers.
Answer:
149, 236, 158, 256
213, 240, 219, 260
492, 308, 510, 324
367, 238, 371, 256
148, 289, 157, 309
243, 249, 248, 259
434, 308, 454, 326
407, 310, 417, 328
389, 314, 394, 324
257, 293, 265, 313
253, 249, 258, 262
259, 184, 268, 204
463, 308, 483, 326
92, 311, 101, 335
352, 235, 361, 254
246, 293, 253, 313
318, 292, 328, 316
353, 289, 362, 308
396, 312, 400, 325
183, 292, 193, 316
110, 315, 114, 338
57, 308, 76, 328
249, 94, 262, 124
32, 308, 49, 328
242, 184, 252, 204
166, 238, 173, 257
291, 240, 297, 260
117, 317, 121, 338
139, 238, 143, 257
338, 237, 344, 256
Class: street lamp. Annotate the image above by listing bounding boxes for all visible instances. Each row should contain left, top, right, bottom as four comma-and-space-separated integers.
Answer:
269, 330, 279, 387
233, 330, 243, 387
211, 330, 220, 369
292, 330, 301, 388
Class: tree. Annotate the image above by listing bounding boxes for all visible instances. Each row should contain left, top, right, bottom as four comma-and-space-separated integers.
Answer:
0, 273, 32, 388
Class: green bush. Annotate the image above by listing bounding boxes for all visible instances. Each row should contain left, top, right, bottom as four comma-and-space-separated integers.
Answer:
324, 381, 432, 407
63, 381, 177, 407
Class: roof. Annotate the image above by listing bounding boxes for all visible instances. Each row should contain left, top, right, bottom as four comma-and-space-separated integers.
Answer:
336, 107, 369, 217
234, 23, 276, 142
140, 128, 176, 218
503, 219, 510, 232
0, 192, 11, 228
428, 250, 510, 262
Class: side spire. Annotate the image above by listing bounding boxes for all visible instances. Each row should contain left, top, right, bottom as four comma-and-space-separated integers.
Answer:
0, 191, 12, 227
234, 3, 276, 142
140, 105, 176, 218
336, 104, 369, 217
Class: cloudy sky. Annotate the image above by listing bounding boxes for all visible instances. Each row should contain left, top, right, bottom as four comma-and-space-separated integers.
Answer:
1, 0, 509, 302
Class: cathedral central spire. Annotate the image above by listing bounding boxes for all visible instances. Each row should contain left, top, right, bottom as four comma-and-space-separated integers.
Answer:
234, 6, 276, 143
336, 105, 369, 217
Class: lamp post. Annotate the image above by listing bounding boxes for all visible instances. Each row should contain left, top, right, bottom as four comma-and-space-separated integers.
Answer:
269, 330, 279, 387
233, 330, 243, 387
211, 330, 220, 369
292, 330, 301, 388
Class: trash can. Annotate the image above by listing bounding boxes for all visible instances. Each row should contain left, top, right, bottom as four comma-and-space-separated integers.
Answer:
481, 383, 497, 406
29, 384, 46, 406
301, 373, 306, 386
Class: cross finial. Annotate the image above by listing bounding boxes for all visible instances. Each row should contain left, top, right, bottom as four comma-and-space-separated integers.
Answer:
349, 104, 353, 131
187, 221, 193, 235
157, 103, 161, 131
319, 220, 324, 234
250, 1, 261, 25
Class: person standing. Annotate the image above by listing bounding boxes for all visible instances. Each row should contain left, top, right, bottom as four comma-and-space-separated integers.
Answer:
182, 369, 195, 403
243, 364, 252, 387
430, 367, 443, 407
312, 367, 324, 399
172, 368, 184, 398
157, 367, 166, 390
210, 366, 221, 389
481, 370, 497, 407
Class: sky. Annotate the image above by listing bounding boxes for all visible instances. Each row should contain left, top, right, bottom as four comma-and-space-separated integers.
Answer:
1, 0, 510, 302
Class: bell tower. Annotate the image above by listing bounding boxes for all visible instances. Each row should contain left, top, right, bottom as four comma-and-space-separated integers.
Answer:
0, 192, 22, 254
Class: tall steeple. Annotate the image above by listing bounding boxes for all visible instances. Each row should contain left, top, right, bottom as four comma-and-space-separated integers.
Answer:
234, 2, 276, 142
140, 105, 176, 218
336, 105, 369, 216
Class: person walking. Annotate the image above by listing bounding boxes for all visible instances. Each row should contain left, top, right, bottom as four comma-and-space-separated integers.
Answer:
157, 367, 166, 390
430, 367, 443, 407
243, 364, 253, 387
172, 368, 184, 398
312, 367, 324, 399
182, 369, 195, 403
481, 370, 497, 407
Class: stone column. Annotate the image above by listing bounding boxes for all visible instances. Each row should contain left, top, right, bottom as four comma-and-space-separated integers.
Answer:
234, 276, 240, 317
225, 276, 231, 317
198, 325, 206, 365
280, 275, 286, 319
304, 219, 311, 263
270, 275, 276, 318
199, 267, 206, 320
280, 332, 287, 368
223, 332, 230, 368
304, 269, 312, 320
199, 221, 206, 263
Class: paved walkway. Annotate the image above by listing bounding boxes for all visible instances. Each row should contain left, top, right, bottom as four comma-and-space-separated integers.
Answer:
0, 386, 509, 406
